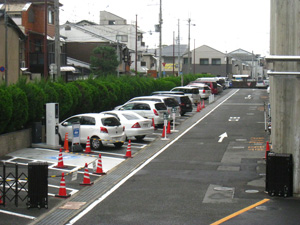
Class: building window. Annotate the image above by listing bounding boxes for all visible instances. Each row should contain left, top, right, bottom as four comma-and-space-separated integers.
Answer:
28, 8, 34, 23
212, 58, 221, 65
200, 58, 209, 65
116, 35, 128, 42
48, 8, 54, 24
141, 61, 146, 67
109, 20, 116, 25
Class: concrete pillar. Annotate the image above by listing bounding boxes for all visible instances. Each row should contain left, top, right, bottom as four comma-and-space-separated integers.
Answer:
270, 0, 300, 194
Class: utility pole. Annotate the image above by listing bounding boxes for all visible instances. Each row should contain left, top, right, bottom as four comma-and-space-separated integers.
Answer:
187, 18, 191, 74
158, 0, 162, 78
173, 31, 175, 76
135, 14, 137, 76
177, 19, 182, 85
193, 39, 196, 74
54, 0, 60, 79
4, 0, 8, 86
44, 0, 48, 79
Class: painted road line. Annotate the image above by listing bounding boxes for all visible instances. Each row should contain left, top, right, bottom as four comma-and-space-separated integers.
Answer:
0, 209, 36, 220
48, 184, 79, 196
67, 89, 240, 225
210, 198, 270, 225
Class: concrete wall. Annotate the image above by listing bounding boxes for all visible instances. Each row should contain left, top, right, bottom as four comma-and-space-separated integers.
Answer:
270, 0, 300, 194
0, 129, 32, 157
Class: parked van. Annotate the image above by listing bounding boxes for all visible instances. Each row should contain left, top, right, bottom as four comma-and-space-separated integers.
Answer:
170, 86, 201, 106
190, 79, 219, 95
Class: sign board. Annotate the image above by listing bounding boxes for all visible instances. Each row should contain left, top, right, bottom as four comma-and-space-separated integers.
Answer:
0, 66, 5, 72
49, 64, 57, 74
72, 123, 80, 146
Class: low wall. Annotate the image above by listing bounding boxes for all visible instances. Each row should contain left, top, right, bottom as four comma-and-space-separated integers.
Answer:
0, 129, 32, 157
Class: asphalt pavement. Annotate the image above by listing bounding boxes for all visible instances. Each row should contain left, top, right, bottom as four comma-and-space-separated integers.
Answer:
1, 88, 300, 225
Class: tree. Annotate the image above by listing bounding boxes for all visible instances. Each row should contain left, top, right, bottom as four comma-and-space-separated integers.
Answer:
90, 46, 119, 76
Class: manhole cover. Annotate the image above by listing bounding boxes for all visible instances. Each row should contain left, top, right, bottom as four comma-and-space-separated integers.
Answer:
59, 202, 86, 209
214, 187, 234, 191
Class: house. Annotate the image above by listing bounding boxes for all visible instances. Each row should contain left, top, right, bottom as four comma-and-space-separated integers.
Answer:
228, 49, 266, 80
0, 10, 25, 85
60, 10, 148, 75
148, 45, 188, 76
0, 0, 68, 81
183, 45, 233, 77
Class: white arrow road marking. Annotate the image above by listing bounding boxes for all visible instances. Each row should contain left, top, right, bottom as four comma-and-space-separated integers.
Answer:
218, 132, 228, 142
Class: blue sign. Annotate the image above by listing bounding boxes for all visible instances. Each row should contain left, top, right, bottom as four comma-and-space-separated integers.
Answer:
0, 66, 5, 72
73, 128, 80, 137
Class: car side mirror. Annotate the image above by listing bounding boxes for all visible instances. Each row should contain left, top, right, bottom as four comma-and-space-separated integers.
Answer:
62, 122, 68, 126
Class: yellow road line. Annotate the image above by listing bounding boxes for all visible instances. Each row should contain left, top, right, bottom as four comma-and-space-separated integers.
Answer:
210, 198, 270, 225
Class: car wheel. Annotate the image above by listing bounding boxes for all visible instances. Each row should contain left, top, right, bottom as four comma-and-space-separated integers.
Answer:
135, 135, 146, 141
180, 112, 185, 116
91, 136, 103, 150
114, 142, 124, 148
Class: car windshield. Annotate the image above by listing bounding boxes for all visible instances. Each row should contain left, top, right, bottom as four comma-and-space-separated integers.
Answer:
102, 117, 121, 126
155, 103, 167, 110
163, 98, 179, 107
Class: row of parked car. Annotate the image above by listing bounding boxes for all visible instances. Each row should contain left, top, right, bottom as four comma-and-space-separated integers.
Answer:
58, 78, 223, 150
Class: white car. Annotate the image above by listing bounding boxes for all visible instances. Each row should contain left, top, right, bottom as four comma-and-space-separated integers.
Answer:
186, 83, 211, 99
118, 101, 168, 127
100, 111, 153, 141
117, 96, 181, 119
59, 113, 126, 150
170, 86, 201, 106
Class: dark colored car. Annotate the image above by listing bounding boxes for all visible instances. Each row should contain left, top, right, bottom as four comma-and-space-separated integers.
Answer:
153, 94, 192, 116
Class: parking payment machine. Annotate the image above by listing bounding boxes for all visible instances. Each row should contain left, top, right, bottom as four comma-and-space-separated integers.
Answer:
46, 103, 59, 147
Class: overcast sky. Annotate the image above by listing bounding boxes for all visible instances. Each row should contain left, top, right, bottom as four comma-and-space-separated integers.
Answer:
59, 0, 270, 56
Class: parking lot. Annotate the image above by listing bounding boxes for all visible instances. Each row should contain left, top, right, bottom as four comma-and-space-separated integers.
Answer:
0, 102, 204, 219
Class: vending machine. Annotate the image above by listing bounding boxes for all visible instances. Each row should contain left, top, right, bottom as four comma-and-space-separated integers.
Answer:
46, 103, 59, 147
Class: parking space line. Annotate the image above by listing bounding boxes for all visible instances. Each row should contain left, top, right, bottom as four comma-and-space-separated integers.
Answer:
0, 209, 36, 220
210, 198, 270, 225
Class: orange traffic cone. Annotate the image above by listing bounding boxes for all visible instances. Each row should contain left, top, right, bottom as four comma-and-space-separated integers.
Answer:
152, 118, 156, 130
202, 99, 205, 108
94, 154, 106, 175
55, 173, 71, 198
161, 125, 166, 138
63, 133, 69, 153
54, 148, 67, 168
80, 163, 94, 186
84, 136, 92, 154
124, 140, 133, 158
265, 141, 270, 159
167, 121, 171, 134
197, 102, 202, 112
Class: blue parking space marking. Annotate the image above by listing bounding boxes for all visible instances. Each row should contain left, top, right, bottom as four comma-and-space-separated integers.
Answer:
48, 155, 81, 160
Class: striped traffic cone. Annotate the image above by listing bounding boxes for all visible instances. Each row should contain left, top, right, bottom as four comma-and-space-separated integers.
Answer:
124, 140, 133, 158
167, 121, 171, 134
94, 154, 106, 175
152, 118, 156, 130
84, 136, 93, 154
54, 148, 67, 168
55, 173, 71, 198
80, 163, 94, 186
63, 133, 69, 153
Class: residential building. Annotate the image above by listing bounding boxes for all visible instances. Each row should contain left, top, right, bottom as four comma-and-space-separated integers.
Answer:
183, 45, 232, 77
229, 48, 266, 80
0, 10, 25, 85
148, 45, 188, 76
0, 0, 68, 81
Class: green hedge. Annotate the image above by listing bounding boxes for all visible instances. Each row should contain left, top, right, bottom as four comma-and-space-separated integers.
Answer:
0, 74, 207, 134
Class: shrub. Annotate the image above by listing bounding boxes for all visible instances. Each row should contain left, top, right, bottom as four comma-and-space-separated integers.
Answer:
49, 82, 73, 119
0, 87, 13, 134
6, 85, 28, 132
74, 81, 94, 114
17, 82, 46, 126
65, 82, 82, 118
